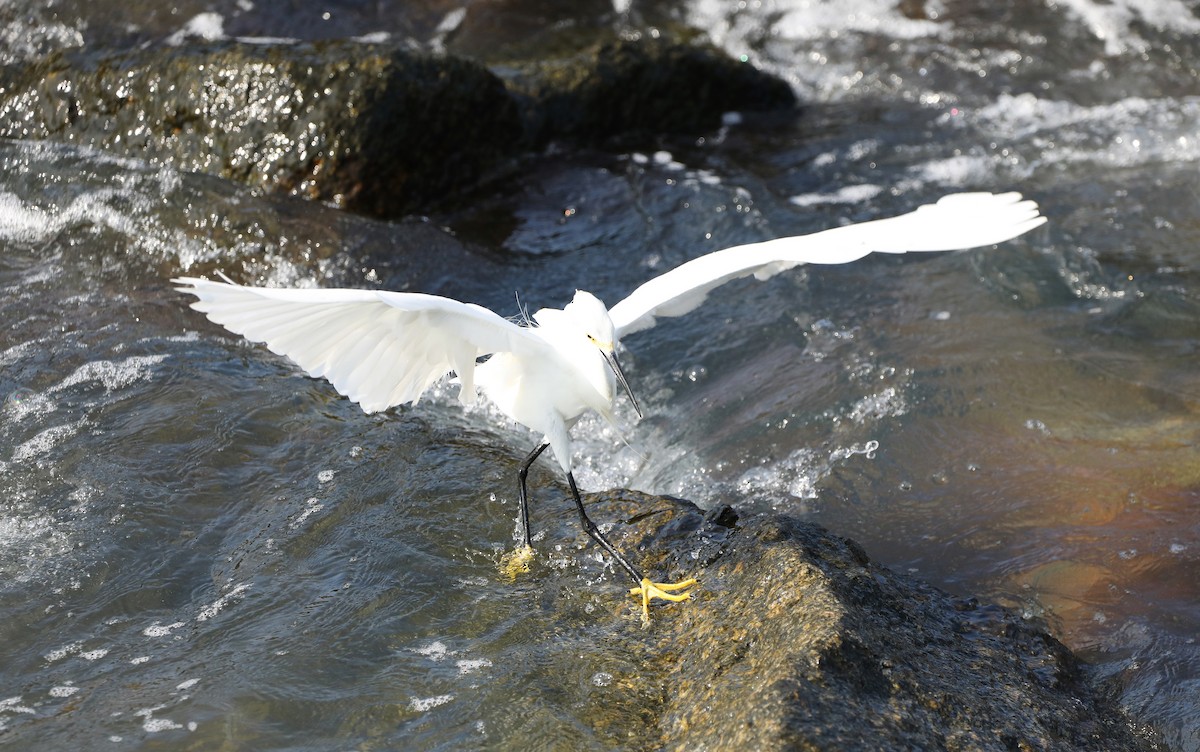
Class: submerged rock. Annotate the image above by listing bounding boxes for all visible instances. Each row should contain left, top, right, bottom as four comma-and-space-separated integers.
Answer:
0, 36, 793, 217
541, 490, 1161, 751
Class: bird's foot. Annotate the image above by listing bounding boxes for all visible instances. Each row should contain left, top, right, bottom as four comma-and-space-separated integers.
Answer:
629, 577, 698, 625
498, 544, 536, 580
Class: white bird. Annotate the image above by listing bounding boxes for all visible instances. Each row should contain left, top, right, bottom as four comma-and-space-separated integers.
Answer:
174, 191, 1046, 621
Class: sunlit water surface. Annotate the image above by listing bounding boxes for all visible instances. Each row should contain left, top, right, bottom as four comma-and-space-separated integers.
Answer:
2, 0, 1199, 749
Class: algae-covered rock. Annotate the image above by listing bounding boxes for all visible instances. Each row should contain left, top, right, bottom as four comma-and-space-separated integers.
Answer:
541, 490, 1160, 751
0, 41, 522, 217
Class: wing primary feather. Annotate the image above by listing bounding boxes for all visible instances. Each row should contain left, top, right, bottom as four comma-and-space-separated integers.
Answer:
608, 192, 1046, 338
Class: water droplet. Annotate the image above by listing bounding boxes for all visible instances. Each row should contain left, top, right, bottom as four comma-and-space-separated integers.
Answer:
591, 672, 613, 687
5, 387, 36, 407
1024, 419, 1051, 436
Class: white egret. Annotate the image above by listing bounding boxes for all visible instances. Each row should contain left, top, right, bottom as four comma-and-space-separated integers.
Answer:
174, 191, 1046, 621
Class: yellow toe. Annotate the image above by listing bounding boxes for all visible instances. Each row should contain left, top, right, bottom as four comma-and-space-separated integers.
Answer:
629, 577, 698, 623
498, 544, 536, 580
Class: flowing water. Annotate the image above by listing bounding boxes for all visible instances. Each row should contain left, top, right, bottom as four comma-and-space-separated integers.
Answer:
2, 0, 1199, 749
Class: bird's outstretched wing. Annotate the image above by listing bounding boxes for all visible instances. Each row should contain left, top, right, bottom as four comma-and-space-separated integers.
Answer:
608, 192, 1046, 338
174, 278, 547, 413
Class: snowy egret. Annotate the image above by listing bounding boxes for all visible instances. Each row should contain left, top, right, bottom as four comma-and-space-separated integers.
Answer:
174, 191, 1045, 621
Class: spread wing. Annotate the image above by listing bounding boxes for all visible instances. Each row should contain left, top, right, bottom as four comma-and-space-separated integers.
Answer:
608, 192, 1046, 338
174, 277, 547, 413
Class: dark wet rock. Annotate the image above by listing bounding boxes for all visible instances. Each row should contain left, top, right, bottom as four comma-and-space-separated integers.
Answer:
0, 41, 523, 218
499, 36, 797, 146
0, 36, 793, 218
547, 490, 1161, 751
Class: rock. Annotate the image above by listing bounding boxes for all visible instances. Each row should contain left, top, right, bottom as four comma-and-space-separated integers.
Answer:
0, 41, 523, 218
499, 36, 797, 146
548, 490, 1162, 751
0, 36, 794, 218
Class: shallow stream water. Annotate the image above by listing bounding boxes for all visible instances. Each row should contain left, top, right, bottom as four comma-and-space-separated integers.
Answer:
2, 0, 1199, 749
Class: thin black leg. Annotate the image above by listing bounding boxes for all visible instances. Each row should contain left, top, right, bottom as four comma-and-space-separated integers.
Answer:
517, 442, 549, 547
567, 472, 644, 585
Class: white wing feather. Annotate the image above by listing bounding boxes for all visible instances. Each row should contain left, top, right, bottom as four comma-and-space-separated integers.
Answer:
609, 192, 1046, 338
173, 278, 548, 413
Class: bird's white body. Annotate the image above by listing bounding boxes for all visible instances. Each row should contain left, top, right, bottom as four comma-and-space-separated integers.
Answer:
474, 294, 623, 473
175, 191, 1046, 617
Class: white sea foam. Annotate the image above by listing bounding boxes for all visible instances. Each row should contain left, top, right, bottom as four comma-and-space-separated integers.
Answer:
0, 191, 53, 243
141, 716, 183, 733
950, 93, 1200, 168
53, 355, 169, 395
455, 658, 492, 675
9, 422, 83, 463
736, 447, 825, 502
0, 487, 74, 584
142, 621, 186, 638
166, 13, 226, 45
789, 184, 883, 207
690, 0, 1199, 72
687, 0, 941, 51
408, 694, 454, 712
910, 155, 993, 187
3, 388, 57, 423
0, 150, 243, 271
0, 181, 149, 246
848, 387, 907, 424
288, 498, 325, 530
1054, 0, 1200, 55
196, 583, 251, 621
44, 642, 82, 663
0, 696, 35, 715
413, 641, 453, 661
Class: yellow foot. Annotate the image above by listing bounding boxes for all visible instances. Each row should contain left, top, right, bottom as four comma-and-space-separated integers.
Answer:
629, 577, 698, 625
498, 544, 536, 580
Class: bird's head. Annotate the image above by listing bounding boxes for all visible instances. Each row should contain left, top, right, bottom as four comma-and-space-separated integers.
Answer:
564, 290, 642, 418
564, 290, 616, 347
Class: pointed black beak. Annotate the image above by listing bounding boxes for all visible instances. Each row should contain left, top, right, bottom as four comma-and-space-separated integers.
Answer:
603, 349, 642, 419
